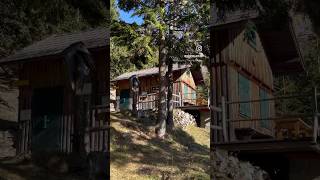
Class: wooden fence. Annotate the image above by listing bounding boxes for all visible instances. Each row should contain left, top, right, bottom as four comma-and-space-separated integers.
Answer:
17, 105, 108, 155
136, 92, 208, 110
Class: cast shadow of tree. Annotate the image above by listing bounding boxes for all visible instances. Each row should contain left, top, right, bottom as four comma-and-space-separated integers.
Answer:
0, 156, 87, 180
110, 112, 210, 177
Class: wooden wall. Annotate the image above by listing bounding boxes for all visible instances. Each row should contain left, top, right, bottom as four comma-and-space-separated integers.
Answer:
18, 57, 67, 154
17, 47, 108, 154
228, 67, 275, 140
116, 69, 196, 96
177, 70, 196, 90
212, 22, 275, 141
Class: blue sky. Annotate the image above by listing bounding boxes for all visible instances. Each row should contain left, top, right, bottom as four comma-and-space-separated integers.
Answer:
119, 9, 144, 25
116, 0, 143, 25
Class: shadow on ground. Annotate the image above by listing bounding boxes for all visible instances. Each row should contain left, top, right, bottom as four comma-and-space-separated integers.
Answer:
0, 154, 88, 180
110, 111, 210, 179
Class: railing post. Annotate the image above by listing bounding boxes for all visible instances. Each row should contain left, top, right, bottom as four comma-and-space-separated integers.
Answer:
221, 96, 228, 142
314, 87, 318, 143
179, 92, 183, 106
207, 90, 210, 107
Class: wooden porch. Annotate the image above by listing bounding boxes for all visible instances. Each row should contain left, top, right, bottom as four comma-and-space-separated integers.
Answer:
211, 88, 320, 147
136, 92, 209, 111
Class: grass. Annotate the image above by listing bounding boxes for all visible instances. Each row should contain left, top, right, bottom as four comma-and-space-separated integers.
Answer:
110, 111, 210, 180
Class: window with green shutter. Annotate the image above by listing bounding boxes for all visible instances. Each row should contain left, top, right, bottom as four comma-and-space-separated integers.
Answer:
238, 73, 251, 117
184, 84, 188, 97
192, 90, 196, 100
260, 89, 270, 129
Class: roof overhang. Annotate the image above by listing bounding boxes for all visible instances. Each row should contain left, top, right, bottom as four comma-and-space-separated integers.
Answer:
0, 28, 109, 65
112, 65, 190, 82
209, 10, 305, 74
257, 20, 305, 74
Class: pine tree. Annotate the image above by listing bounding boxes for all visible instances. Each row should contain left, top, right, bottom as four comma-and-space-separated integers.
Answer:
118, 0, 210, 138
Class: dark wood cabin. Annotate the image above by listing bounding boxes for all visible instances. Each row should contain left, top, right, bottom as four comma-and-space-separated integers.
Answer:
210, 10, 305, 142
0, 28, 109, 159
112, 65, 200, 110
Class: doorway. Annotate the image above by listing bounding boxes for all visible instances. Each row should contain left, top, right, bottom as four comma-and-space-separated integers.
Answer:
31, 87, 63, 153
120, 89, 130, 110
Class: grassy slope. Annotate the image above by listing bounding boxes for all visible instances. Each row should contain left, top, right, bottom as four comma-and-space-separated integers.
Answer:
110, 111, 210, 180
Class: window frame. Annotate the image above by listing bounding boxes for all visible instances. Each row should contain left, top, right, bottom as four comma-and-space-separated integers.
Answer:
259, 88, 271, 129
238, 73, 252, 118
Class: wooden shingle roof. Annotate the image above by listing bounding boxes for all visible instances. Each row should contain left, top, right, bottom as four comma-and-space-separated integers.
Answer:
0, 27, 109, 64
112, 64, 189, 81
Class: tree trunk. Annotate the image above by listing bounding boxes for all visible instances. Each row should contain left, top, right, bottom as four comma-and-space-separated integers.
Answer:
156, 25, 168, 138
129, 76, 138, 117
166, 60, 174, 130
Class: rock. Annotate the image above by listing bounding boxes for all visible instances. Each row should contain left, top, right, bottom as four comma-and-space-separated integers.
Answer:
212, 150, 269, 180
173, 109, 196, 128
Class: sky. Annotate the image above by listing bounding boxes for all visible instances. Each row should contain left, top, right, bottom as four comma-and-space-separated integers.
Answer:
117, 1, 143, 25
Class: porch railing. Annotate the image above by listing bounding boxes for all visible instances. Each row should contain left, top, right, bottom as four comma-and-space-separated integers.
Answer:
136, 92, 208, 110
212, 87, 320, 144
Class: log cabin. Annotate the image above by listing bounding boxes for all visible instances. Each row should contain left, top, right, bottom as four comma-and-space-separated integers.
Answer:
112, 64, 201, 111
0, 28, 109, 166
209, 10, 305, 142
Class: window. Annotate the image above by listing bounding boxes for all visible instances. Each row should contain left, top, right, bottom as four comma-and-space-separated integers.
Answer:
192, 90, 196, 100
184, 84, 188, 97
260, 89, 270, 129
238, 73, 251, 117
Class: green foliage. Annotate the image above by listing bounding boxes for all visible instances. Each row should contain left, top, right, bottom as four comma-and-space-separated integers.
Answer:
116, 0, 210, 64
0, 0, 108, 58
0, 0, 108, 106
110, 38, 135, 79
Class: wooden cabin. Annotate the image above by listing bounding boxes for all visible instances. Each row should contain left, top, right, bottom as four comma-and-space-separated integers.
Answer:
112, 65, 200, 110
210, 10, 305, 142
0, 28, 109, 161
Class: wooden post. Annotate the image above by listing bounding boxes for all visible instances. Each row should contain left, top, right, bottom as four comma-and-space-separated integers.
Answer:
207, 90, 210, 107
116, 96, 120, 111
179, 92, 183, 106
314, 87, 318, 143
221, 96, 228, 142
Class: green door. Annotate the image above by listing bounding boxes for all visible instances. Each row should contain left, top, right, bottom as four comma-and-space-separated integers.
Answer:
31, 87, 63, 153
238, 73, 251, 117
120, 89, 130, 110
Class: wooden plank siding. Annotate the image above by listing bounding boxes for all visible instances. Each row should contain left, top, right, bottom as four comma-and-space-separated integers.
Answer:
212, 21, 275, 141
116, 69, 196, 96
17, 48, 108, 154
116, 68, 198, 108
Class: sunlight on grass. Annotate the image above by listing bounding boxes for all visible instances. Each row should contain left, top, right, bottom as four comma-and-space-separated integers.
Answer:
110, 111, 210, 180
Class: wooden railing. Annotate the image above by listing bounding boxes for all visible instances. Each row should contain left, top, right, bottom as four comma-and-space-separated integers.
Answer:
86, 105, 108, 153
136, 92, 208, 110
212, 87, 320, 144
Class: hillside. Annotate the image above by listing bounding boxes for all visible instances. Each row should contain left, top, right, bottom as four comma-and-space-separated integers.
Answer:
110, 111, 210, 179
